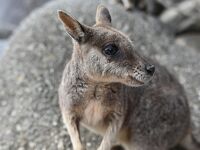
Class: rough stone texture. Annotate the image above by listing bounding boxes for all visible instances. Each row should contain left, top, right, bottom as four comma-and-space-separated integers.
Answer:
0, 0, 199, 149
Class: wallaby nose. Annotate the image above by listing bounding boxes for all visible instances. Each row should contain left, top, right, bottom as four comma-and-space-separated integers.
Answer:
145, 64, 155, 75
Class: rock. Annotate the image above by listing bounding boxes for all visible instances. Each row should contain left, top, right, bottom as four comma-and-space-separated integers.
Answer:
176, 33, 200, 52
0, 0, 199, 149
160, 0, 200, 33
113, 0, 165, 15
115, 0, 200, 34
157, 0, 184, 8
0, 0, 52, 38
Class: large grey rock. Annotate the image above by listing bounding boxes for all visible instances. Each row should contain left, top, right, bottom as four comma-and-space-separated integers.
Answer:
160, 0, 200, 33
0, 0, 199, 149
115, 0, 200, 34
176, 33, 200, 52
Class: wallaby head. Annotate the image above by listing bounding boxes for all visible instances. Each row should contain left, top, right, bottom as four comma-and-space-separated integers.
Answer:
58, 5, 155, 87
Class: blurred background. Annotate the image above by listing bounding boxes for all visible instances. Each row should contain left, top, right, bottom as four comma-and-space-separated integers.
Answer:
1, 0, 200, 56
0, 0, 52, 56
0, 0, 200, 150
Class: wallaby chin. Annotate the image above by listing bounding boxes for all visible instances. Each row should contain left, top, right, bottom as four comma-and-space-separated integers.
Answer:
58, 4, 191, 150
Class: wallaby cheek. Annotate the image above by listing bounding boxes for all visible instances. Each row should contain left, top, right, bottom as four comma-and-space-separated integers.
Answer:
84, 58, 105, 80
103, 64, 126, 82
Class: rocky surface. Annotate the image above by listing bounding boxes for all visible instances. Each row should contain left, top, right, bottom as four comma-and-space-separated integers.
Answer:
116, 0, 200, 34
176, 33, 200, 52
160, 0, 200, 33
0, 0, 200, 149
157, 0, 184, 8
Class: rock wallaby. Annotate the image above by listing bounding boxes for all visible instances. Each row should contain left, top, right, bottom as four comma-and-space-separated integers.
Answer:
58, 5, 199, 150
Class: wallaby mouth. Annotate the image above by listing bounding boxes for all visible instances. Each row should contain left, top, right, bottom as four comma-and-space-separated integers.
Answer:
126, 65, 155, 87
128, 75, 145, 85
128, 75, 153, 87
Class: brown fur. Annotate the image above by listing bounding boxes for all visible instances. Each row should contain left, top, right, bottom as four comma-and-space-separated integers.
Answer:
57, 5, 196, 150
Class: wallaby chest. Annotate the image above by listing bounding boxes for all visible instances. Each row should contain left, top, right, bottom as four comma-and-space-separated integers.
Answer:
60, 65, 125, 134
79, 84, 123, 134
82, 85, 119, 121
82, 100, 108, 134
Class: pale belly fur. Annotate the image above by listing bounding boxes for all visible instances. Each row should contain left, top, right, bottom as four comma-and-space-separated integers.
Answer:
81, 100, 108, 136
80, 100, 129, 144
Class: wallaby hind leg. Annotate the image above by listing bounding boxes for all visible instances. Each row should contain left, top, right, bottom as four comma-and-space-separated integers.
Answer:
62, 111, 85, 150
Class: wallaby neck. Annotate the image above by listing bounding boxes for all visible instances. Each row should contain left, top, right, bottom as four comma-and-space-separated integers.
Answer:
67, 46, 107, 87
66, 58, 120, 98
67, 59, 108, 87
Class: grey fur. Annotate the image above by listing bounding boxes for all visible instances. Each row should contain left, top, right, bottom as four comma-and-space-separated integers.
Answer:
58, 5, 192, 150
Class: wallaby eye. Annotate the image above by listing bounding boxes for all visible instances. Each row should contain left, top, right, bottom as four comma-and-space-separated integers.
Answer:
102, 44, 119, 56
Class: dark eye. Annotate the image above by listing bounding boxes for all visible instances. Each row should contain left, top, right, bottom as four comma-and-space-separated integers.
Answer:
102, 44, 119, 56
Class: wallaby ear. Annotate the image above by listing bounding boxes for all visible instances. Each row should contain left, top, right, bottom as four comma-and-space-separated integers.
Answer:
58, 10, 85, 43
96, 5, 112, 26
